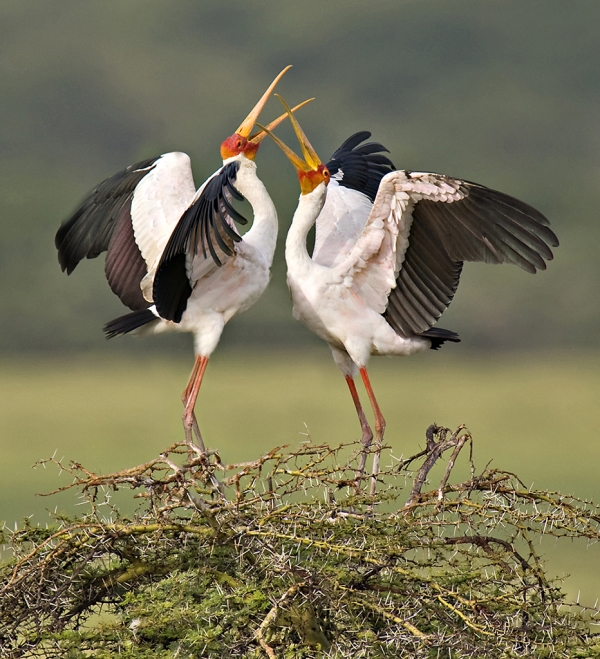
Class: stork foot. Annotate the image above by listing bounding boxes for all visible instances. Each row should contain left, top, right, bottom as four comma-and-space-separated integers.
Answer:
191, 414, 207, 454
354, 424, 374, 493
369, 424, 385, 497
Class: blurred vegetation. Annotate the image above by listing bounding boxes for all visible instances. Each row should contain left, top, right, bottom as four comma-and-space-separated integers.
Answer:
1, 0, 599, 353
2, 426, 600, 657
3, 354, 600, 607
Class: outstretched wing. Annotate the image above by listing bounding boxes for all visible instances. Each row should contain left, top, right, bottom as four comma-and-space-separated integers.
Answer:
56, 156, 159, 310
312, 132, 395, 267
334, 170, 558, 336
129, 152, 197, 293
152, 161, 249, 323
55, 153, 198, 312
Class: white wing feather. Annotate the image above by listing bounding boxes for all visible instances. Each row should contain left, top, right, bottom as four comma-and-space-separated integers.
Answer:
332, 171, 465, 313
312, 179, 374, 267
130, 152, 197, 299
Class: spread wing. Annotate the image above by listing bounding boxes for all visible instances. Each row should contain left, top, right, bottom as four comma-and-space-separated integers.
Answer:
334, 170, 559, 336
56, 156, 160, 310
55, 152, 198, 312
129, 152, 198, 299
152, 160, 249, 323
312, 132, 395, 267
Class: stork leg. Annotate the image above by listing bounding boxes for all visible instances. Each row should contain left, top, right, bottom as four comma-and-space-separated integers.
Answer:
182, 355, 209, 452
180, 355, 226, 500
346, 375, 374, 492
359, 367, 386, 496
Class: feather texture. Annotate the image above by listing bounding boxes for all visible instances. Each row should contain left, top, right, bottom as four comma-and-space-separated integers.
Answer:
153, 161, 247, 322
313, 133, 395, 268
382, 173, 559, 336
55, 156, 160, 275
104, 199, 149, 311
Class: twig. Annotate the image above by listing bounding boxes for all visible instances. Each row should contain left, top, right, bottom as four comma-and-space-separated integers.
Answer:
255, 583, 304, 658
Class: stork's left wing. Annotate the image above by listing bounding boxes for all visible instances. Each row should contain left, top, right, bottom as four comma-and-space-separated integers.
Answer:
153, 161, 249, 323
334, 170, 558, 337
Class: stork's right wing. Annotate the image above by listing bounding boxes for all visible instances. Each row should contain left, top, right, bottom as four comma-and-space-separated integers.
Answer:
383, 172, 558, 337
312, 132, 395, 267
55, 153, 198, 312
333, 170, 558, 337
338, 170, 559, 338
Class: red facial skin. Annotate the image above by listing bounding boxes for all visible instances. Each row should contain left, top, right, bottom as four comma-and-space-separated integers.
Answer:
298, 164, 330, 195
220, 133, 260, 161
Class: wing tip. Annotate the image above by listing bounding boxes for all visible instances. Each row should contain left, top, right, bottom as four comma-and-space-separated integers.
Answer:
419, 327, 461, 350
103, 308, 158, 339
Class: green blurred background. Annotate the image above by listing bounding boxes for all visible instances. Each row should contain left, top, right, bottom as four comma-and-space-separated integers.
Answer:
1, 1, 599, 606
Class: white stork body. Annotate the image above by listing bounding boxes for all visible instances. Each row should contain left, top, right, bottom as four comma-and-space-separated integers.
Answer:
136, 153, 278, 358
56, 147, 277, 448
286, 178, 429, 370
275, 124, 558, 493
55, 67, 299, 450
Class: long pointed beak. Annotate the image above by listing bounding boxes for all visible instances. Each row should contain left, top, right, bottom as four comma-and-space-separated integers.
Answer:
256, 94, 322, 173
235, 65, 292, 138
248, 98, 315, 145
254, 122, 311, 172
274, 93, 322, 169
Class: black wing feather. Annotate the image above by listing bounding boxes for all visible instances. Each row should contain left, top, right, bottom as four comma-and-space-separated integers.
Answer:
104, 199, 150, 311
153, 161, 247, 323
326, 132, 395, 202
55, 157, 160, 274
384, 176, 558, 337
104, 309, 158, 339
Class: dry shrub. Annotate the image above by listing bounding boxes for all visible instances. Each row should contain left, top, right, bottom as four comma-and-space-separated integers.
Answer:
1, 424, 600, 658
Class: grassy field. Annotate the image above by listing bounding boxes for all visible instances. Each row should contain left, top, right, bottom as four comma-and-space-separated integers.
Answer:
1, 349, 599, 607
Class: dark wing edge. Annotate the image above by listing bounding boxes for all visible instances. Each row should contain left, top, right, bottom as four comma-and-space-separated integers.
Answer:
104, 199, 151, 311
384, 217, 464, 337
384, 176, 558, 337
419, 327, 461, 350
153, 161, 248, 323
55, 156, 160, 273
104, 308, 159, 339
326, 132, 396, 202
55, 157, 160, 311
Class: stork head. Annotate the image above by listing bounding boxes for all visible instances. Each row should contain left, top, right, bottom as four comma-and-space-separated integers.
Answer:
220, 65, 313, 162
220, 133, 258, 162
257, 94, 330, 195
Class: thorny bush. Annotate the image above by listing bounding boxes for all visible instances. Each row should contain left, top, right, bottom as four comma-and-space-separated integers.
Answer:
1, 424, 600, 658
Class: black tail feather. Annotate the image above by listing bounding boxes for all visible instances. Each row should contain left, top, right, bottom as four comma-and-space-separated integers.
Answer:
104, 308, 158, 339
419, 327, 461, 350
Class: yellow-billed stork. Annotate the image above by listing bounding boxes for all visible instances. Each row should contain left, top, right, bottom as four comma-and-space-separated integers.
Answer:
55, 67, 309, 450
261, 97, 559, 492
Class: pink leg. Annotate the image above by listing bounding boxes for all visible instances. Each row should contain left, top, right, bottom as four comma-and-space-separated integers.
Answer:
182, 355, 209, 451
346, 375, 374, 490
181, 357, 206, 451
359, 367, 386, 495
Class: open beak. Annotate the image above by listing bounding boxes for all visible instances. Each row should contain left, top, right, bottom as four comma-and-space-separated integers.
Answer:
255, 94, 323, 172
235, 65, 292, 139
248, 98, 315, 145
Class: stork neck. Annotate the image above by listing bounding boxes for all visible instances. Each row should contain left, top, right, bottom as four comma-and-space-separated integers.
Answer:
229, 159, 278, 263
285, 184, 327, 269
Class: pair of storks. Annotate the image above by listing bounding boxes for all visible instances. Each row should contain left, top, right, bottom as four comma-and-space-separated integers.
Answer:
55, 67, 558, 490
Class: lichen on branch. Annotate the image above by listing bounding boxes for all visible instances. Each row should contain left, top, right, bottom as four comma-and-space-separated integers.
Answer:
1, 425, 600, 658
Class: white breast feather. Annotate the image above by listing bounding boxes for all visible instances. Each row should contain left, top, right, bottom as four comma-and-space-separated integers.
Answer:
313, 180, 374, 267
